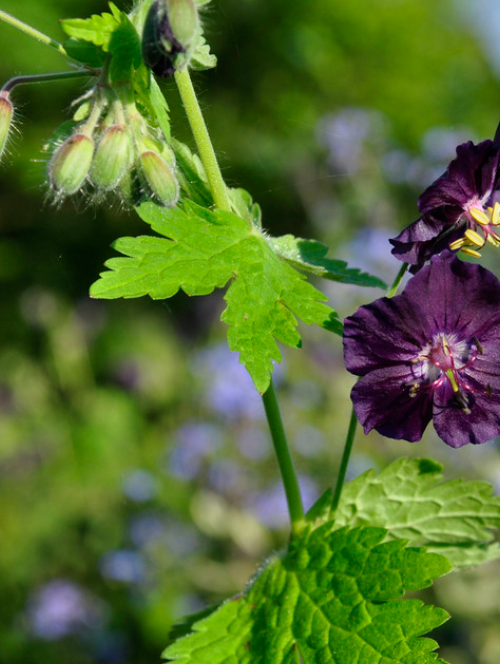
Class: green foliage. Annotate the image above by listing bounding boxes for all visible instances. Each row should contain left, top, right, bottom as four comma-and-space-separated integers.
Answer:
90, 201, 343, 392
61, 4, 142, 82
163, 525, 451, 663
329, 458, 500, 568
269, 235, 387, 288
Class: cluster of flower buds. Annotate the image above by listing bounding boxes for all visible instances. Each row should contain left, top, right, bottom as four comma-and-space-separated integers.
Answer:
142, 0, 200, 77
47, 92, 179, 207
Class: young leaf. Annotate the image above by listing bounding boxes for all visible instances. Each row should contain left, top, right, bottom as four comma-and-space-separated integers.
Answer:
61, 12, 119, 50
90, 201, 341, 393
331, 457, 500, 567
163, 526, 451, 663
190, 34, 217, 71
269, 235, 387, 288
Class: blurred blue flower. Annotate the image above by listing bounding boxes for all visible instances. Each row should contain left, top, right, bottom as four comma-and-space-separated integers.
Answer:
26, 579, 103, 640
207, 459, 246, 493
193, 344, 267, 421
129, 513, 165, 547
168, 421, 222, 479
99, 550, 146, 584
248, 476, 318, 529
122, 469, 158, 502
317, 107, 386, 175
238, 426, 270, 461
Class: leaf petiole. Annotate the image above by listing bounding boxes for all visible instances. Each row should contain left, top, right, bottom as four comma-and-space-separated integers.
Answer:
0, 10, 67, 57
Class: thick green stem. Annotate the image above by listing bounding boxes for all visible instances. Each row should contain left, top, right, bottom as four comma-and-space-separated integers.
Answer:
2, 70, 94, 94
262, 379, 305, 532
331, 261, 410, 514
174, 68, 230, 211
0, 10, 67, 57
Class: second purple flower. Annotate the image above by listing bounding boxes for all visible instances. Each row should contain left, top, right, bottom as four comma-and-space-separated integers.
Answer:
343, 252, 500, 447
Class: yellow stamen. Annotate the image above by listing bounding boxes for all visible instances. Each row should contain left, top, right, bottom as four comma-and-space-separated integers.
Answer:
461, 247, 482, 258
469, 207, 491, 226
464, 228, 485, 247
486, 235, 500, 246
492, 202, 500, 226
449, 238, 466, 250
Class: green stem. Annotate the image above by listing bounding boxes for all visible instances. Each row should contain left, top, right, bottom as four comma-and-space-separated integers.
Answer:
330, 261, 409, 514
262, 379, 305, 532
386, 261, 408, 298
330, 407, 357, 513
0, 10, 67, 57
2, 70, 94, 94
174, 68, 230, 211
175, 66, 303, 534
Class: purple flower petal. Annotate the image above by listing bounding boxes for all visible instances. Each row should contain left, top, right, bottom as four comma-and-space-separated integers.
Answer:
343, 252, 500, 447
390, 138, 500, 265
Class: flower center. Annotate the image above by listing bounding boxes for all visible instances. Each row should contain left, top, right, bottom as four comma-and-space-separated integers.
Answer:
449, 200, 500, 257
408, 333, 483, 413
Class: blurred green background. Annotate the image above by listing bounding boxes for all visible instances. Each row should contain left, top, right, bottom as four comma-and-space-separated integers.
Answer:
0, 0, 499, 662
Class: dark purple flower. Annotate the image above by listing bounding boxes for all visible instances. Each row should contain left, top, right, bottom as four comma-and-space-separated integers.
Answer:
390, 139, 500, 265
343, 252, 500, 447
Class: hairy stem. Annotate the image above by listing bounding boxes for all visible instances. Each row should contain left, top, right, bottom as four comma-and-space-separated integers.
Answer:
174, 68, 230, 211
0, 10, 67, 57
262, 380, 305, 532
331, 261, 410, 514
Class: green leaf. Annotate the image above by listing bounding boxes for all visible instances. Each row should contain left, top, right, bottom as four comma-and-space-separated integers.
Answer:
172, 140, 212, 207
90, 202, 341, 393
269, 235, 387, 288
61, 12, 119, 49
107, 10, 142, 83
190, 34, 217, 71
163, 526, 451, 663
330, 457, 500, 568
63, 37, 106, 67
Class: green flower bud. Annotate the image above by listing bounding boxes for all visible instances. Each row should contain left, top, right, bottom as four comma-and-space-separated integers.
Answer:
0, 93, 14, 159
90, 125, 132, 189
48, 133, 94, 195
139, 150, 179, 207
142, 0, 199, 77
164, 0, 199, 51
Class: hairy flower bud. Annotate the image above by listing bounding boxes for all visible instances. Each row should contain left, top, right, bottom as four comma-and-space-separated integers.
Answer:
142, 0, 199, 77
0, 93, 14, 159
90, 125, 131, 189
49, 133, 94, 195
139, 150, 179, 207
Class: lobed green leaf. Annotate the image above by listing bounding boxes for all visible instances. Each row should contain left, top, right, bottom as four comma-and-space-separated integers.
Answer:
329, 458, 500, 567
269, 235, 387, 288
90, 201, 341, 393
163, 525, 451, 664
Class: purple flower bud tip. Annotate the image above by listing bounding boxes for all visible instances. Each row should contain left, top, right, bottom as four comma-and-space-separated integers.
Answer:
390, 139, 500, 265
343, 252, 500, 447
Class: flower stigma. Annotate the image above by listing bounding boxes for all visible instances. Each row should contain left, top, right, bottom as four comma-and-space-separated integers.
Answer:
408, 333, 483, 414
